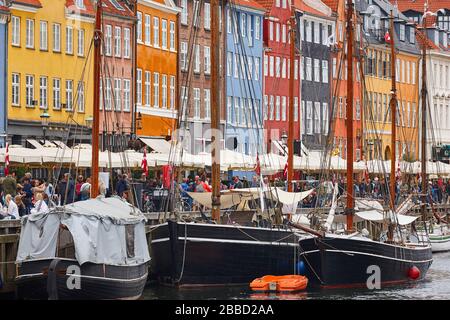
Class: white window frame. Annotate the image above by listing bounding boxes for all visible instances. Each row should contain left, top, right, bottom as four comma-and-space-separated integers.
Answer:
153, 72, 160, 107
53, 78, 60, 110
204, 2, 211, 30
26, 19, 34, 49
162, 74, 167, 108
12, 73, 20, 106
144, 14, 151, 45
40, 21, 47, 51
104, 25, 112, 56
322, 60, 328, 83
66, 26, 73, 54
78, 29, 85, 56
124, 28, 130, 58
169, 75, 175, 109
77, 81, 85, 112
65, 79, 73, 111
12, 16, 20, 46
204, 89, 210, 120
153, 17, 159, 47
39, 76, 47, 109
181, 0, 188, 25
123, 79, 131, 112
25, 75, 35, 107
204, 46, 211, 75
169, 21, 176, 51
136, 68, 142, 105
194, 44, 200, 73
161, 19, 167, 49
144, 71, 151, 106
114, 26, 121, 57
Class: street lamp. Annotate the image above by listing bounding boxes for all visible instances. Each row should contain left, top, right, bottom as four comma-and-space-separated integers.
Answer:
136, 112, 143, 130
40, 112, 50, 143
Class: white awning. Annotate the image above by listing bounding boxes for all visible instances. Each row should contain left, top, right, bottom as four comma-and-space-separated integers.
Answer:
26, 139, 44, 149
140, 137, 172, 153
355, 210, 419, 226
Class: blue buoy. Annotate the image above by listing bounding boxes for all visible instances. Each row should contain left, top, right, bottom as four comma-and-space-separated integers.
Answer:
296, 260, 306, 275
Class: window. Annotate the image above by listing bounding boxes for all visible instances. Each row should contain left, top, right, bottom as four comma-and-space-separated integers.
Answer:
26, 75, 35, 107
306, 101, 313, 134
181, 0, 188, 25
282, 0, 286, 8
12, 73, 20, 106
248, 57, 253, 79
269, 56, 274, 77
294, 98, 298, 122
124, 28, 130, 58
410, 27, 415, 44
301, 57, 304, 80
281, 96, 287, 121
136, 69, 142, 105
301, 101, 305, 134
248, 14, 253, 46
180, 42, 187, 71
235, 97, 240, 125
276, 0, 280, 7
204, 89, 210, 119
123, 79, 131, 111
162, 74, 167, 108
66, 26, 73, 54
399, 24, 405, 41
114, 26, 121, 57
78, 29, 84, 56
65, 80, 73, 111
306, 20, 312, 42
314, 22, 320, 44
276, 56, 280, 77
75, 0, 85, 9
40, 21, 47, 50
294, 59, 298, 80
204, 46, 211, 75
322, 60, 328, 83
282, 24, 286, 43
282, 58, 286, 78
161, 19, 167, 49
234, 54, 239, 78
181, 86, 188, 115
104, 78, 112, 110
204, 3, 211, 30
144, 71, 151, 106
355, 100, 360, 120
227, 96, 233, 123
144, 14, 151, 45
322, 103, 328, 134
264, 95, 268, 120
12, 16, 20, 46
406, 61, 410, 84
26, 19, 34, 49
255, 57, 260, 80
227, 52, 232, 76
269, 95, 274, 120
255, 16, 260, 40
227, 9, 232, 33
264, 55, 268, 76
104, 25, 111, 56
314, 59, 320, 82
193, 0, 200, 28
275, 96, 280, 120
314, 102, 321, 133
306, 57, 312, 81
77, 81, 85, 112
170, 76, 175, 109
153, 17, 159, 47
242, 13, 247, 38
193, 88, 200, 119
137, 12, 143, 42
269, 21, 273, 41
275, 23, 279, 42
153, 73, 160, 107
169, 21, 175, 51
322, 24, 328, 45
194, 44, 200, 73
53, 78, 60, 109
39, 76, 47, 109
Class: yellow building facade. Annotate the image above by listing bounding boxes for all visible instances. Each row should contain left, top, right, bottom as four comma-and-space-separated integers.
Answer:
364, 44, 420, 161
8, 0, 94, 145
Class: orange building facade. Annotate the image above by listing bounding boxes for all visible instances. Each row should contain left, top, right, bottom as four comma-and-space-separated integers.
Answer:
136, 0, 180, 139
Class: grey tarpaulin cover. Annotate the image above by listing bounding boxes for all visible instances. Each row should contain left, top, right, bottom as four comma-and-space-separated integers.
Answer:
16, 197, 150, 266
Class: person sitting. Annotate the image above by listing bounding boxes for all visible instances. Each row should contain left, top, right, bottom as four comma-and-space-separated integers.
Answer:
80, 177, 91, 200
30, 193, 49, 215
14, 195, 27, 217
1, 194, 19, 219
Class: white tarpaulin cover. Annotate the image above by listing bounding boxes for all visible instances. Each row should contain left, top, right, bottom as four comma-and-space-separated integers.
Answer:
16, 197, 150, 266
271, 188, 314, 205
355, 210, 419, 226
140, 137, 172, 153
355, 199, 384, 211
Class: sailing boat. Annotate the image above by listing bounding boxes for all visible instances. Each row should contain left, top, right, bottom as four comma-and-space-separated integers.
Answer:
14, 0, 150, 299
149, 1, 312, 286
296, 4, 432, 288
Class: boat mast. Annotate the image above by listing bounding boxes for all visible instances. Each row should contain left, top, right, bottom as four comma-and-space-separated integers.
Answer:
287, 4, 296, 192
420, 7, 428, 222
91, 0, 103, 198
211, 0, 221, 221
389, 10, 397, 208
345, 0, 354, 232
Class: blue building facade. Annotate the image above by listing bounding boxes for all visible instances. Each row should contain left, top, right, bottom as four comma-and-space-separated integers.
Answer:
224, 1, 265, 157
0, 5, 8, 148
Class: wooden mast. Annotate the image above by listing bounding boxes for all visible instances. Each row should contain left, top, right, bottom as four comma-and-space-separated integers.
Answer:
211, 0, 221, 222
389, 10, 397, 208
91, 0, 102, 198
345, 0, 354, 232
287, 5, 296, 192
421, 8, 428, 221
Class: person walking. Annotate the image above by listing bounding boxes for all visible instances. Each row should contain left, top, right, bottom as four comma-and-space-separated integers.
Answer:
56, 173, 75, 205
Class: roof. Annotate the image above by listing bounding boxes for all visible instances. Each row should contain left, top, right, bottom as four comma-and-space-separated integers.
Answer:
233, 0, 266, 12
65, 0, 95, 16
416, 29, 440, 50
293, 0, 332, 17
253, 0, 273, 12
12, 0, 42, 8
101, 0, 134, 18
397, 0, 450, 13
321, 0, 338, 13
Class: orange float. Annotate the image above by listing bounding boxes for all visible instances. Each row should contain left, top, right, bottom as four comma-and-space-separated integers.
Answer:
250, 275, 308, 292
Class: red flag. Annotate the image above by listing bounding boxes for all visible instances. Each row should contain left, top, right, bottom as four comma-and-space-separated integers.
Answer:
283, 162, 288, 178
255, 153, 261, 176
384, 31, 391, 44
162, 165, 172, 189
4, 142, 9, 176
141, 147, 148, 177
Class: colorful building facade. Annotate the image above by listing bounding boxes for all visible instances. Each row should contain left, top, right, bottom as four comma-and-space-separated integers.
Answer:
135, 0, 180, 140
224, 0, 265, 156
99, 0, 135, 151
7, 0, 96, 146
0, 2, 9, 148
358, 0, 420, 161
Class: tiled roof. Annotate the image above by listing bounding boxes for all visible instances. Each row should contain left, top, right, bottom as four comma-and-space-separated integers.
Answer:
234, 0, 266, 12
65, 0, 95, 16
12, 0, 42, 8
321, 0, 338, 13
101, 0, 134, 18
293, 0, 330, 17
253, 0, 274, 12
397, 0, 450, 13
416, 29, 439, 50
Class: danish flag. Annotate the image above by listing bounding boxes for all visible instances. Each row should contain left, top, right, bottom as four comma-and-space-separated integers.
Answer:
4, 143, 9, 176
283, 162, 288, 178
141, 147, 148, 177
384, 31, 391, 44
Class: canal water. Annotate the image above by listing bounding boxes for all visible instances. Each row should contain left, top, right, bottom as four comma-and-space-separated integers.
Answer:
142, 251, 450, 300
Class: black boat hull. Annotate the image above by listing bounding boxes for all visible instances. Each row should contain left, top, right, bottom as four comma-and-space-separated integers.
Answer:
15, 259, 148, 300
149, 221, 302, 286
298, 236, 433, 288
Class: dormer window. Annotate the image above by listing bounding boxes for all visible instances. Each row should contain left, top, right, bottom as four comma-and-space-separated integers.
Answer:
110, 0, 125, 11
409, 27, 415, 44
444, 33, 448, 47
399, 24, 405, 41
75, 0, 85, 9
435, 30, 439, 46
